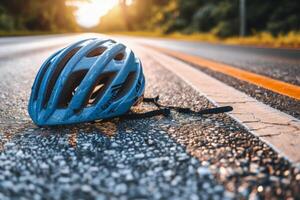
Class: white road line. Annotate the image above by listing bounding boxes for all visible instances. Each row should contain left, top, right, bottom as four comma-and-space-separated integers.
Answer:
136, 45, 300, 165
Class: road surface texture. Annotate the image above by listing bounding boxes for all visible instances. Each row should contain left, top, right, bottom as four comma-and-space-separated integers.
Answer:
0, 34, 299, 200
119, 36, 300, 119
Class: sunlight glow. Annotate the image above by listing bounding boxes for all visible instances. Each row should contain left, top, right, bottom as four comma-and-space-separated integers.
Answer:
73, 0, 119, 28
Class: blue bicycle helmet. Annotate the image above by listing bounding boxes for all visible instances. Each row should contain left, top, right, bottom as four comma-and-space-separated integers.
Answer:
28, 38, 145, 126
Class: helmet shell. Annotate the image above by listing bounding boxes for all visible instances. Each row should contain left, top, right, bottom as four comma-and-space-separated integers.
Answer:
28, 38, 145, 126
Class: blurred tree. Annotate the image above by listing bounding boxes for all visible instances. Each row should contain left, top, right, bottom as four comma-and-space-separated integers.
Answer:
97, 0, 171, 32
0, 6, 14, 30
191, 4, 216, 32
211, 0, 239, 37
119, 0, 133, 31
3, 0, 297, 36
0, 0, 80, 32
97, 5, 127, 32
97, 0, 300, 36
266, 0, 300, 35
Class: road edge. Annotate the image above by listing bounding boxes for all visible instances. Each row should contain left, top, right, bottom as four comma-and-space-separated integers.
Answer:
137, 44, 300, 166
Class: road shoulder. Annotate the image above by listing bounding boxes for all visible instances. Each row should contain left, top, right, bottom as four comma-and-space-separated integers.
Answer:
138, 44, 300, 165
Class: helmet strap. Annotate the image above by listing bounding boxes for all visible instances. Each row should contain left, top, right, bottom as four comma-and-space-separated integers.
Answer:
119, 96, 233, 120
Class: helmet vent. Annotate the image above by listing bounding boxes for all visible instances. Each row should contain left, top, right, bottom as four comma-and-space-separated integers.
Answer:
88, 84, 105, 105
85, 72, 116, 107
114, 72, 136, 101
86, 47, 107, 57
43, 47, 81, 108
114, 53, 125, 61
34, 61, 51, 101
57, 70, 88, 108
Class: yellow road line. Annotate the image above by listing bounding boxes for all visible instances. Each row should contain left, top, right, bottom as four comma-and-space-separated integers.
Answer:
145, 45, 300, 101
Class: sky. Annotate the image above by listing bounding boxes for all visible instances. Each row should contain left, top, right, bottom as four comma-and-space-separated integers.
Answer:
73, 0, 119, 28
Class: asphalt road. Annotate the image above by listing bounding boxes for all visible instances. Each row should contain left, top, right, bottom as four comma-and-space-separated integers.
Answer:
0, 34, 299, 199
126, 36, 300, 86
